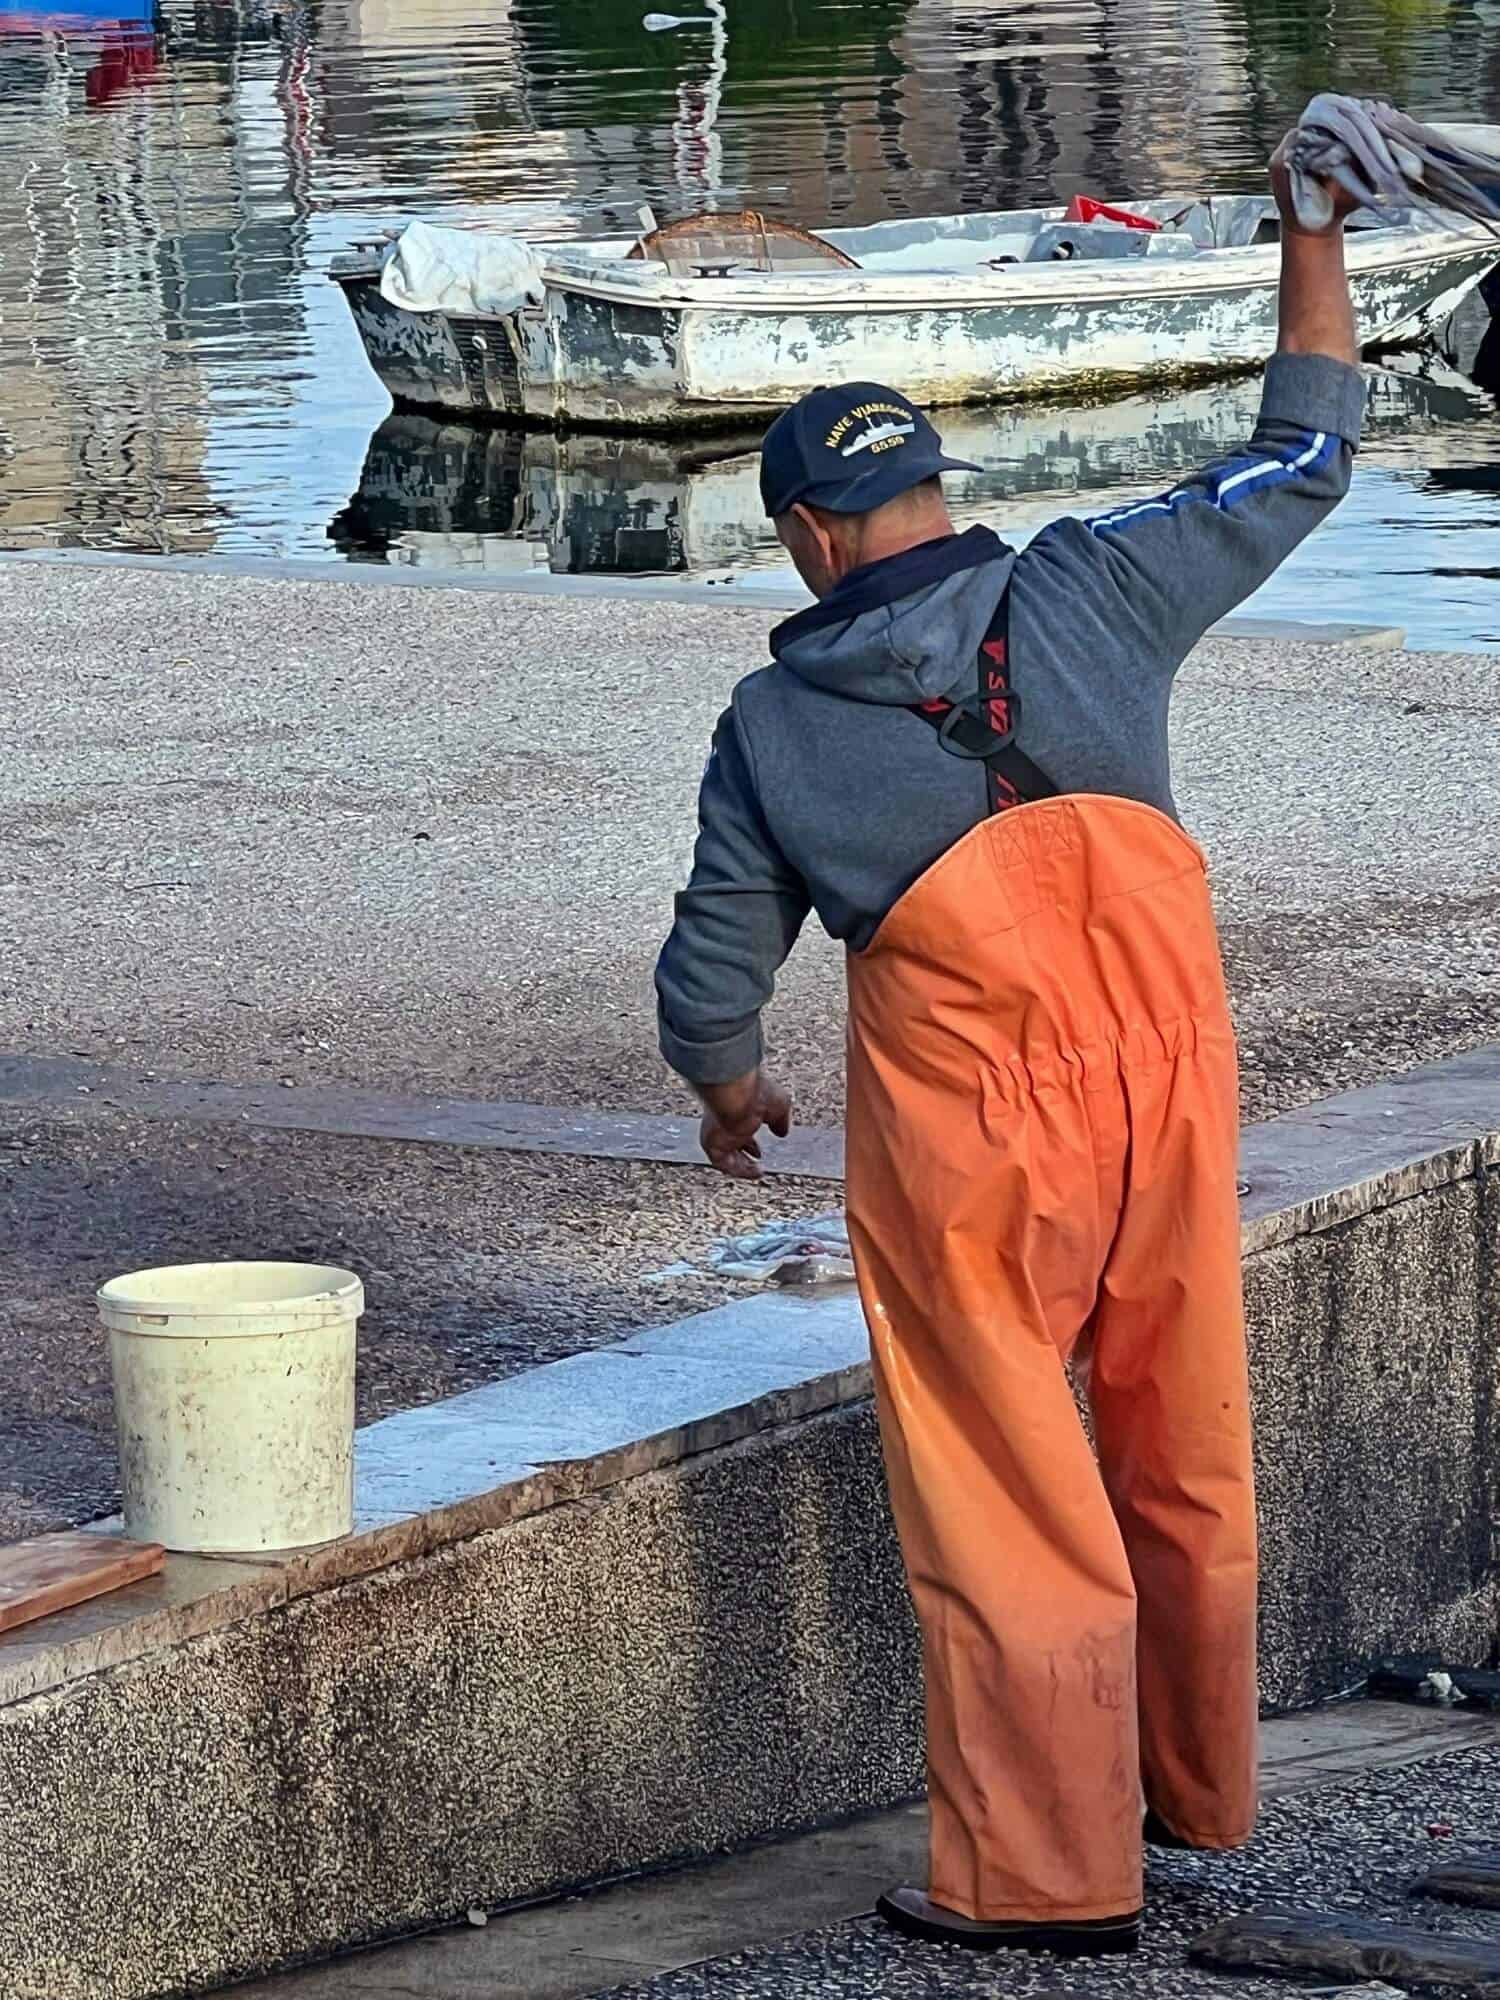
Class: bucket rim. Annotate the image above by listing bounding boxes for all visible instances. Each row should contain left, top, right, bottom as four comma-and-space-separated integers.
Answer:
98, 1258, 364, 1323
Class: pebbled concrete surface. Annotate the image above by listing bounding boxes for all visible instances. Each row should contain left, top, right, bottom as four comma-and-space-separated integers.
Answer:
1, 560, 1498, 1127
0, 1401, 927, 2000
1243, 1168, 1500, 1711
3, 561, 1500, 1535
595, 1742, 1500, 2000
238, 1706, 1500, 1998
0, 1106, 833, 1539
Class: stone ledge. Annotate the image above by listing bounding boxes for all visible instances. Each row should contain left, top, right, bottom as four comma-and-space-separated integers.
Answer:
10, 1047, 1500, 1713
1239, 1046, 1500, 1252
0, 1289, 869, 1708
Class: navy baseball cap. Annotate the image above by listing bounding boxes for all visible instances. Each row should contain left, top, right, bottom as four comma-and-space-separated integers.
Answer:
759, 381, 980, 519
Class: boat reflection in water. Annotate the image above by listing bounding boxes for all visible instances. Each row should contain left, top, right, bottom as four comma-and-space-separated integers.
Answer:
329, 424, 770, 578
329, 357, 1493, 582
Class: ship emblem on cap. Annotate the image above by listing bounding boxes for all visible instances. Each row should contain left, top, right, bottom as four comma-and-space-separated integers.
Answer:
841, 418, 917, 458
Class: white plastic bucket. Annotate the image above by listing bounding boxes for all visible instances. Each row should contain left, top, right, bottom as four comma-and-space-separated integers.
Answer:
99, 1260, 363, 1554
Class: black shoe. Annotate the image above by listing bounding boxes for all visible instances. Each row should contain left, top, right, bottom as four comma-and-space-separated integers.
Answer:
876, 1886, 1141, 1956
1143, 1808, 1199, 1851
1144, 1807, 1233, 1853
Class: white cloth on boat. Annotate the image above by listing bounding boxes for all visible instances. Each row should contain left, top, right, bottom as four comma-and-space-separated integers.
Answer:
1288, 94, 1500, 234
379, 221, 546, 316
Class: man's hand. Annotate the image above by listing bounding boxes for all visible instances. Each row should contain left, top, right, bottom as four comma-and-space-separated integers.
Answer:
696, 1069, 793, 1182
1270, 131, 1365, 238
1269, 131, 1361, 367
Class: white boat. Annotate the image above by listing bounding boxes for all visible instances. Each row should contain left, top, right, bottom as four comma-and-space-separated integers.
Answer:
330, 198, 1500, 432
1433, 123, 1500, 155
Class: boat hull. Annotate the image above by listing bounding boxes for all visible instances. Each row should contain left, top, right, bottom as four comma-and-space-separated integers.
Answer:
333, 233, 1498, 431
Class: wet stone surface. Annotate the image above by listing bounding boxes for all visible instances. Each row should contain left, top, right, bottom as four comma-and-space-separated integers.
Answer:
595, 1747, 1500, 2000
0, 1108, 832, 1540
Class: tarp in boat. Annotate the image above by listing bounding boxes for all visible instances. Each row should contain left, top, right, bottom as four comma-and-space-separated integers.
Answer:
380, 221, 548, 318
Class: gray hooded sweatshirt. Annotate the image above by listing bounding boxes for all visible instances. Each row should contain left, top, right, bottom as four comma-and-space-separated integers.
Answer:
656, 351, 1367, 1086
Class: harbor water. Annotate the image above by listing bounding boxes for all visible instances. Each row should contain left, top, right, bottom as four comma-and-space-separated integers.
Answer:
0, 0, 1496, 645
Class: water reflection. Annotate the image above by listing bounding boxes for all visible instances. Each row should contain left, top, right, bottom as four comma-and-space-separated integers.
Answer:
0, 0, 308, 553
0, 0, 1494, 639
11, 2, 169, 107
331, 360, 1495, 585
1470, 317, 1500, 400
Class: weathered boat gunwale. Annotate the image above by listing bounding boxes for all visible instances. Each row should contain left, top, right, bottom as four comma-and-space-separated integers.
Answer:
330, 200, 1499, 432
554, 235, 1494, 316
335, 219, 1495, 319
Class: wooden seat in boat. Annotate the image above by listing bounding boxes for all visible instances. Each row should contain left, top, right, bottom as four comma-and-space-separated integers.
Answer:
629, 211, 859, 276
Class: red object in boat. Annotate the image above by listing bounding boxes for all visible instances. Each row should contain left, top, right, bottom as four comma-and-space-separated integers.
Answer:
1063, 196, 1161, 231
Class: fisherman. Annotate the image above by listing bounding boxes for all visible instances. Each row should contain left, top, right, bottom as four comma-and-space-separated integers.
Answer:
656, 137, 1365, 1955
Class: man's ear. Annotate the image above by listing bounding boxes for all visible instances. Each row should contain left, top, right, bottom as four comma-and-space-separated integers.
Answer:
790, 501, 834, 564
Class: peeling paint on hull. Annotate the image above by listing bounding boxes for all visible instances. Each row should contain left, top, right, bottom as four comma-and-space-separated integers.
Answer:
333, 225, 1497, 432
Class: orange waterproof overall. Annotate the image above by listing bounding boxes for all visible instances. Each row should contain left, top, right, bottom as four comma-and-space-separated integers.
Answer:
845, 794, 1258, 1924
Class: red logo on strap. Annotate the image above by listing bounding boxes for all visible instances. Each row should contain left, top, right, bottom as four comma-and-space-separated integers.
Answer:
981, 638, 1012, 736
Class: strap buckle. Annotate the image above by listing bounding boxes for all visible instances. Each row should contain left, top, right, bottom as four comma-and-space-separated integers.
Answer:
935, 686, 1024, 761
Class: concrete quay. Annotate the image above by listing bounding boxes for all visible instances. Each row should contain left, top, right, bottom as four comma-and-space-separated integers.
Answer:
3, 555, 1500, 1536
4, 1051, 1500, 1997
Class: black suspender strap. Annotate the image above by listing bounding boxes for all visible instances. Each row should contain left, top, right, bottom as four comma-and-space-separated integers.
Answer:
911, 590, 1059, 814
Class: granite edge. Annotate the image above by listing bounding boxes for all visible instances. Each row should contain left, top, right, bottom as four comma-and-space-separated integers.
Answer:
0, 1356, 874, 1710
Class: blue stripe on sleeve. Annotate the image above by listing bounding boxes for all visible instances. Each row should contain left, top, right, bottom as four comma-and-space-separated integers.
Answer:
1083, 430, 1334, 537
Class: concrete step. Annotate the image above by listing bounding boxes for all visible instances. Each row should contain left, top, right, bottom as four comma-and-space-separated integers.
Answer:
243, 1705, 1500, 2000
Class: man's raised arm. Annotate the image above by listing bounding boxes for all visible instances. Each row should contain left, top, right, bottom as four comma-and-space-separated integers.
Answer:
1010, 134, 1369, 670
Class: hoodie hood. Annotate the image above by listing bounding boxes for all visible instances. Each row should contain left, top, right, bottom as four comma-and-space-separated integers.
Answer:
770, 524, 1015, 706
